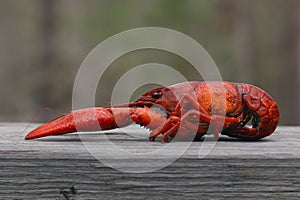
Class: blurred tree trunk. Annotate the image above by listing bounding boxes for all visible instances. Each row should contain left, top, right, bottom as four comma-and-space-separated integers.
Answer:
297, 1, 300, 124
215, 0, 256, 83
0, 0, 10, 74
0, 2, 6, 71
279, 0, 300, 125
39, 0, 56, 120
232, 0, 256, 83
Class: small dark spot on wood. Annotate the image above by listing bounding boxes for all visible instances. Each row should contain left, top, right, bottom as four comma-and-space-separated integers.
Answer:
59, 186, 77, 200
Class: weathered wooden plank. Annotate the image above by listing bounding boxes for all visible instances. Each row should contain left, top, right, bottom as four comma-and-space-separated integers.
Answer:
0, 123, 299, 199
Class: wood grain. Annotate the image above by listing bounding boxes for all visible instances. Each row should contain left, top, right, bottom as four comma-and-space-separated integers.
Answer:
0, 123, 299, 199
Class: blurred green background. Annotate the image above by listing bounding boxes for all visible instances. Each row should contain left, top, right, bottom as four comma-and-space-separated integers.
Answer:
0, 0, 299, 125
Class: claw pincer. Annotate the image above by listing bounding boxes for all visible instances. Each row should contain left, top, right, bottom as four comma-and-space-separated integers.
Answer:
25, 107, 166, 140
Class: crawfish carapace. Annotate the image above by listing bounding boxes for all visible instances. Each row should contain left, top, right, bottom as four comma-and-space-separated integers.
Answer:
25, 81, 279, 142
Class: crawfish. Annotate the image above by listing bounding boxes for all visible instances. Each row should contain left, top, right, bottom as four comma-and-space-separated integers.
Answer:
25, 81, 280, 142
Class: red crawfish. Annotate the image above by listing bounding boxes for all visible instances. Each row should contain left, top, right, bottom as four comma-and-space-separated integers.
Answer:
25, 81, 280, 142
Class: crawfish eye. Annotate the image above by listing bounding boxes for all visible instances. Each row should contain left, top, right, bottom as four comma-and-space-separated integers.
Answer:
151, 91, 162, 99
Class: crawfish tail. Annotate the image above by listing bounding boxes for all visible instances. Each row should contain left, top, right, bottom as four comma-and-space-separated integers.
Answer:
25, 108, 115, 140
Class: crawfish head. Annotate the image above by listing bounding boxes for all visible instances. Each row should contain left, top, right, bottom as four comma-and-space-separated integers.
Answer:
130, 82, 199, 116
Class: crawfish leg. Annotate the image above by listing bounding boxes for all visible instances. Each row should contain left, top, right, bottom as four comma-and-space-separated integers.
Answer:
150, 93, 240, 142
172, 93, 239, 140
172, 110, 240, 141
149, 93, 201, 141
150, 110, 240, 142
149, 93, 203, 141
172, 93, 239, 130
149, 116, 180, 141
160, 111, 204, 142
